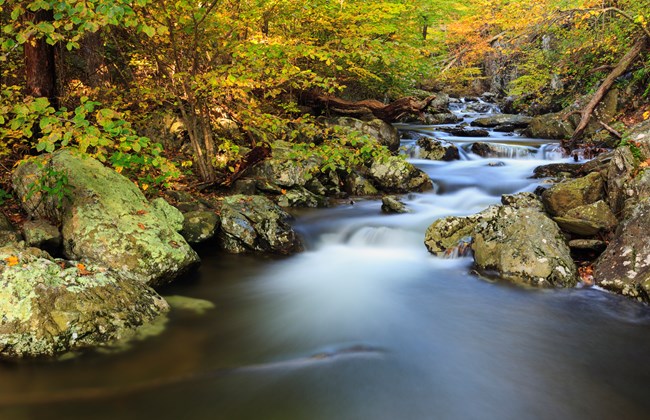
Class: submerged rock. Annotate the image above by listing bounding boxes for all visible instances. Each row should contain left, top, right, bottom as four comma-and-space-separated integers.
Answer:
219, 195, 301, 254
12, 150, 199, 287
0, 244, 169, 359
369, 157, 433, 193
164, 295, 215, 315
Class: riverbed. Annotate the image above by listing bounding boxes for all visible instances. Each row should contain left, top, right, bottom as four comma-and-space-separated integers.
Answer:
2, 101, 650, 419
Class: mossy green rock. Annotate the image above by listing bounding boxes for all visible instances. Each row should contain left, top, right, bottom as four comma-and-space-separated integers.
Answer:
424, 206, 499, 255
276, 186, 327, 208
470, 114, 532, 128
219, 195, 301, 254
0, 213, 21, 246
472, 206, 577, 287
344, 172, 379, 196
417, 138, 460, 161
527, 113, 574, 139
554, 200, 617, 236
181, 211, 220, 244
541, 172, 604, 217
12, 150, 199, 287
594, 199, 650, 302
369, 157, 433, 193
0, 244, 169, 359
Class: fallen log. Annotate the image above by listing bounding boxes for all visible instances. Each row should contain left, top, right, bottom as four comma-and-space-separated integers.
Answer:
304, 91, 437, 123
563, 36, 647, 151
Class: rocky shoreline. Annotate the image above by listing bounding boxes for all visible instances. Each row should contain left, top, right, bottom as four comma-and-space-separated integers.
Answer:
2, 94, 649, 360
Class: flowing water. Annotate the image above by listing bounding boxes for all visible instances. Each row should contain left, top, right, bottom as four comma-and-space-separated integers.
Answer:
3, 101, 650, 419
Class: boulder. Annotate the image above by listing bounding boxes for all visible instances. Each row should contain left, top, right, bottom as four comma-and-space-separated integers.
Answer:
568, 239, 607, 253
541, 172, 604, 216
527, 113, 574, 139
553, 200, 617, 236
470, 114, 532, 128
276, 187, 327, 208
594, 199, 650, 302
381, 196, 411, 214
440, 127, 490, 137
500, 192, 544, 211
416, 138, 460, 161
425, 204, 577, 287
250, 141, 320, 189
0, 213, 21, 246
12, 150, 199, 287
369, 157, 433, 193
22, 219, 61, 255
323, 117, 400, 152
0, 244, 169, 359
218, 195, 301, 254
181, 211, 220, 244
465, 102, 494, 113
164, 190, 214, 213
532, 163, 582, 179
343, 172, 379, 196
423, 113, 462, 125
606, 120, 650, 218
472, 206, 577, 287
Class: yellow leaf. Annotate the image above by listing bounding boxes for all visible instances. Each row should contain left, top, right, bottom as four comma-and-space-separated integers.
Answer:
141, 184, 149, 191
643, 111, 650, 120
5, 256, 19, 266
115, 166, 123, 173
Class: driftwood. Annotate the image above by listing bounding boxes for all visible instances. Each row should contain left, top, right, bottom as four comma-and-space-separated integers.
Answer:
564, 36, 647, 151
305, 91, 438, 123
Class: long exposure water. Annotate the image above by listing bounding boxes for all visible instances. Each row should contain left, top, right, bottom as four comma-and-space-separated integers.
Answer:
2, 101, 650, 419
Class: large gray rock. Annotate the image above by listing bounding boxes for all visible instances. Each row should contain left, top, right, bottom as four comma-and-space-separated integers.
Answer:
12, 150, 199, 287
594, 199, 650, 302
381, 196, 411, 214
218, 195, 301, 254
541, 172, 604, 216
323, 117, 400, 152
250, 141, 320, 189
553, 200, 617, 236
470, 114, 532, 128
423, 113, 462, 125
369, 157, 433, 193
276, 186, 327, 208
0, 244, 169, 359
425, 204, 576, 287
416, 138, 460, 161
472, 206, 577, 287
343, 172, 379, 196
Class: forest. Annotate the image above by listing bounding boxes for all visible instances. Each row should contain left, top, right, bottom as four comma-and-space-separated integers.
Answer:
1, 0, 650, 417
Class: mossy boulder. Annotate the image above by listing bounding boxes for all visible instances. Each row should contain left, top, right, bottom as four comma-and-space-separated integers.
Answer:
527, 113, 574, 139
472, 206, 577, 287
0, 244, 169, 359
381, 196, 411, 214
343, 171, 379, 196
250, 141, 320, 189
425, 204, 576, 287
470, 114, 532, 128
541, 172, 604, 216
416, 138, 460, 161
554, 200, 617, 236
369, 157, 433, 193
218, 195, 301, 254
500, 192, 544, 211
181, 211, 220, 244
22, 219, 61, 255
594, 199, 650, 302
0, 213, 21, 246
276, 186, 327, 208
12, 150, 199, 287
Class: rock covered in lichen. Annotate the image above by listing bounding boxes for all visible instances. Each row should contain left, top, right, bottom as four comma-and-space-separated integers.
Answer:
594, 199, 650, 302
369, 157, 433, 193
218, 195, 301, 254
22, 219, 61, 255
0, 244, 169, 359
12, 150, 199, 288
181, 211, 220, 244
0, 213, 21, 246
541, 172, 604, 216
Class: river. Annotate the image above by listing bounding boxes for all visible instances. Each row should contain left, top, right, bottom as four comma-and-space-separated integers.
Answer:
2, 100, 650, 419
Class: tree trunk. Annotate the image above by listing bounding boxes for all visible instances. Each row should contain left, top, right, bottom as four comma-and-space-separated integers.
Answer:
564, 36, 647, 151
24, 10, 58, 107
305, 91, 437, 123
